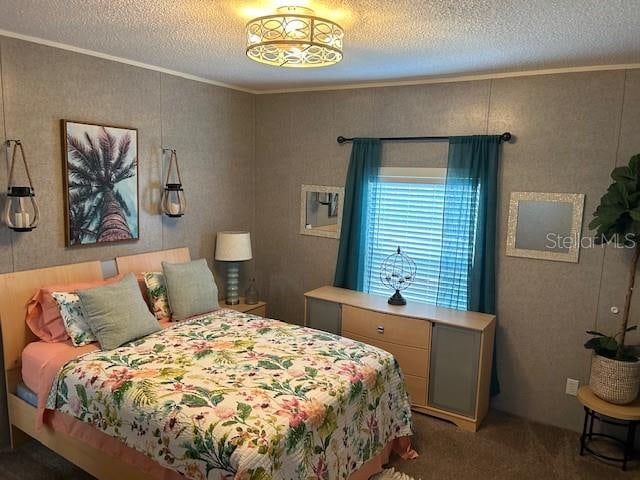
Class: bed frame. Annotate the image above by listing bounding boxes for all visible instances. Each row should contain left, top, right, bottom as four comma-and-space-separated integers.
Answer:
0, 246, 391, 479
0, 247, 189, 479
115, 247, 190, 275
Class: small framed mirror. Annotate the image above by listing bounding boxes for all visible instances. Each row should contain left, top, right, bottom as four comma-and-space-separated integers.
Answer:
300, 185, 345, 239
506, 192, 585, 263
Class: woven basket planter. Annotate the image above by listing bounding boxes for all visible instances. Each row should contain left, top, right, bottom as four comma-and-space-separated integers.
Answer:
589, 355, 640, 404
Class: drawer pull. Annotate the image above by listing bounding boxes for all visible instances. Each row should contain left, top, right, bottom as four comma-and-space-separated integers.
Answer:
377, 325, 384, 334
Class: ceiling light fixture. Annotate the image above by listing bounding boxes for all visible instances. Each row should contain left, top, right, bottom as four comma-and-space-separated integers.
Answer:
246, 6, 344, 68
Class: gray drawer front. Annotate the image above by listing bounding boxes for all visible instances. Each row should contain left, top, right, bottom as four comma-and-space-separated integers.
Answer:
306, 298, 341, 334
428, 324, 480, 417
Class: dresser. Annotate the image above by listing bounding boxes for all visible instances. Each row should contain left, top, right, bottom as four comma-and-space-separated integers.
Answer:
304, 286, 495, 432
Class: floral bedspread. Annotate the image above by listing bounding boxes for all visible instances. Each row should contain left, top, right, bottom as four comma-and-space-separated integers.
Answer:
46, 309, 413, 480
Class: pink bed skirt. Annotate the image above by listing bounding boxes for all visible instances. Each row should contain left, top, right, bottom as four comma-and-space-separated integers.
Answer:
47, 410, 416, 479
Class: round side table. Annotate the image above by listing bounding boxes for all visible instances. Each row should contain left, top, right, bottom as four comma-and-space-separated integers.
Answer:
577, 385, 640, 471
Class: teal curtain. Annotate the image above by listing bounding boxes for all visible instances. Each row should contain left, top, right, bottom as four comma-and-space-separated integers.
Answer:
438, 135, 501, 395
334, 139, 381, 290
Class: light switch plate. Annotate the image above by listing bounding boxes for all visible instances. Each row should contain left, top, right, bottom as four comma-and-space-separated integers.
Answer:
565, 378, 580, 396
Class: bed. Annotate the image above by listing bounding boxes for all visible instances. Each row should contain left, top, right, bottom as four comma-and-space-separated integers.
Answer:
0, 248, 415, 479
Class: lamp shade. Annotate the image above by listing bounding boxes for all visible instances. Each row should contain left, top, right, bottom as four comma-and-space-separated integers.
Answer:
215, 231, 252, 261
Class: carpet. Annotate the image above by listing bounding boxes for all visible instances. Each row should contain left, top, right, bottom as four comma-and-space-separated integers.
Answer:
0, 410, 635, 479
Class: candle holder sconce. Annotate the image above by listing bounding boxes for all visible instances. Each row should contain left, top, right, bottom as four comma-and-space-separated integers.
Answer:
3, 140, 40, 232
161, 148, 186, 218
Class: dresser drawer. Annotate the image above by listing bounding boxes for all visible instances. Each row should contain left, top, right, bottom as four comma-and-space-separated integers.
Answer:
405, 374, 427, 406
342, 331, 428, 378
342, 305, 430, 349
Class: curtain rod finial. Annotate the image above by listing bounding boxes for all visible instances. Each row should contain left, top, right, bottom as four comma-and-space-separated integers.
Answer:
337, 136, 347, 144
501, 132, 512, 142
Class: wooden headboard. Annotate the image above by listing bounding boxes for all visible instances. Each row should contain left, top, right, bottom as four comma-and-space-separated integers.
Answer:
0, 261, 103, 375
115, 247, 190, 275
0, 248, 189, 389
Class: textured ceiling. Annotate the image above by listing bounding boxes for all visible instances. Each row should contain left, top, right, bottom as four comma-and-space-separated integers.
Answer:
0, 0, 639, 92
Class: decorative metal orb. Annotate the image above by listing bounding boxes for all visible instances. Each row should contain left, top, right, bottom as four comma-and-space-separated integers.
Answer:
380, 247, 416, 305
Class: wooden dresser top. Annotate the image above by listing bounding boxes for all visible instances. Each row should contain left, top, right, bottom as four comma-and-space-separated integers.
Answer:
305, 286, 495, 331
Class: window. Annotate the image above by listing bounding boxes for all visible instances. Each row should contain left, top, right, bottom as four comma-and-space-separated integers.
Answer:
363, 167, 476, 310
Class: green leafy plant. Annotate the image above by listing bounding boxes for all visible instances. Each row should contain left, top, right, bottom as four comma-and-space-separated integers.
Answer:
588, 153, 640, 361
584, 327, 638, 361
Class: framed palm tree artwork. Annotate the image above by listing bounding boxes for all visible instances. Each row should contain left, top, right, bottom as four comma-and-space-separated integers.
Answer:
62, 120, 139, 247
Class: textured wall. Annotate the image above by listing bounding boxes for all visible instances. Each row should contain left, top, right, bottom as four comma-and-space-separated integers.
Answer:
0, 37, 255, 271
254, 69, 640, 432
1, 32, 639, 445
159, 74, 255, 282
0, 37, 255, 445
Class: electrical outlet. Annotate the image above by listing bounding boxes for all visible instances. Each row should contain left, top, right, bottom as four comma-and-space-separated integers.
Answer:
565, 378, 580, 396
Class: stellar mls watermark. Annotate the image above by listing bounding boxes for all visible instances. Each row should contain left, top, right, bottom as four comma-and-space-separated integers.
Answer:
546, 233, 637, 250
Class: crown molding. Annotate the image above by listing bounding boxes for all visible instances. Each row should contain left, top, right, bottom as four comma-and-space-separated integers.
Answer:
0, 29, 259, 95
0, 28, 638, 96
255, 63, 640, 94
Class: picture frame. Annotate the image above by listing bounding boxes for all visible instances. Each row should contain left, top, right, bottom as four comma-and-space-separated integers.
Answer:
506, 191, 585, 263
300, 184, 345, 239
61, 120, 140, 247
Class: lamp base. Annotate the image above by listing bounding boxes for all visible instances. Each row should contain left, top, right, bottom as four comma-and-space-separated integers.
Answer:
224, 262, 241, 306
388, 290, 406, 306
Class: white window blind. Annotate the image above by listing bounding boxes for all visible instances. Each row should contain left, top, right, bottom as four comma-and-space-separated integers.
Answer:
363, 168, 475, 310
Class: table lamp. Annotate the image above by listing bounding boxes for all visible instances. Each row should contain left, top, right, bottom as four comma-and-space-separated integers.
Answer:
215, 231, 252, 305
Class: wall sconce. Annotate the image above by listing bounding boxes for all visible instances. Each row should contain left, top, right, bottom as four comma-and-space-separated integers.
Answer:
3, 140, 39, 232
161, 148, 186, 218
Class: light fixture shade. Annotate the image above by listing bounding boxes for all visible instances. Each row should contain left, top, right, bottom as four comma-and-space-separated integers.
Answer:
215, 231, 252, 261
246, 6, 343, 68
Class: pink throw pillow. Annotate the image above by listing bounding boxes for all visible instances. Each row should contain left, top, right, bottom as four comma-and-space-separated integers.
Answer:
26, 276, 123, 343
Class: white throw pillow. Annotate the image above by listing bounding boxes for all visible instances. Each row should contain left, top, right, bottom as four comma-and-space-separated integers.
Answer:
52, 291, 97, 346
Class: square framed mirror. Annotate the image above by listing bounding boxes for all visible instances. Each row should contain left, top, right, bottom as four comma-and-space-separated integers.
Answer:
506, 192, 585, 263
300, 185, 345, 239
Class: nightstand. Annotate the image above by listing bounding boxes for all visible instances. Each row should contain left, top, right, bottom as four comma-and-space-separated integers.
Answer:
225, 297, 267, 317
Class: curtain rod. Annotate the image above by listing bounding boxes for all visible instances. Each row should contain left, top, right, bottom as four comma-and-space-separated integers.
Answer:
336, 132, 512, 144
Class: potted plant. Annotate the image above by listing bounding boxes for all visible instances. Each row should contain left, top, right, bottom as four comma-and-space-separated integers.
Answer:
587, 153, 640, 404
